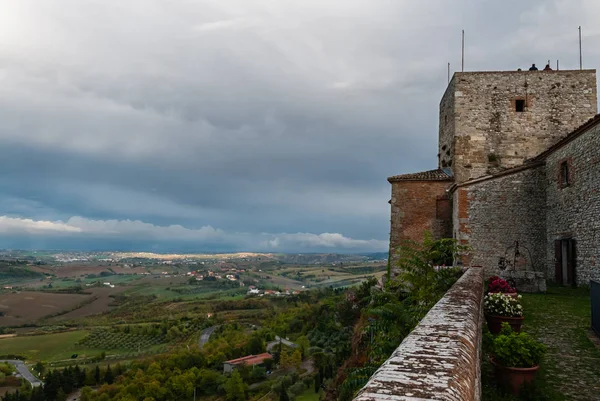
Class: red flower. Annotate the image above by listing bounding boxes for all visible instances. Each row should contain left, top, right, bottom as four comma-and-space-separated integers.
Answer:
487, 276, 516, 293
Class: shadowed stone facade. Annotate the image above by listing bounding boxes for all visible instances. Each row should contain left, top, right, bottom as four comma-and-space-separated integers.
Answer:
543, 117, 600, 285
389, 69, 600, 288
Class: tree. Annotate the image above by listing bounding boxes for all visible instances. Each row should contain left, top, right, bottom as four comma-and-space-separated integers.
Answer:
56, 388, 67, 401
295, 336, 310, 359
246, 335, 265, 355
224, 370, 246, 401
33, 361, 45, 376
104, 364, 114, 384
80, 386, 93, 401
279, 384, 290, 401
94, 365, 101, 384
314, 373, 321, 393
263, 358, 274, 371
392, 233, 469, 323
279, 349, 291, 369
166, 326, 181, 341
291, 350, 302, 370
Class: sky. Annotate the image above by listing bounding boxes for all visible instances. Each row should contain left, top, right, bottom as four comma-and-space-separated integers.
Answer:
1, 0, 599, 253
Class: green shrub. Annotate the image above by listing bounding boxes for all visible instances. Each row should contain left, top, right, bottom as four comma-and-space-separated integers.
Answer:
492, 323, 546, 368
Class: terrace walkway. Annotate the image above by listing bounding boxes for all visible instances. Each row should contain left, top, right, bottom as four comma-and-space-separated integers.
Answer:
483, 286, 600, 400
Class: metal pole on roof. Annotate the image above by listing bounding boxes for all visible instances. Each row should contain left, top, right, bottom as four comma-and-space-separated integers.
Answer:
461, 30, 465, 72
557, 59, 559, 71
448, 62, 450, 83
579, 26, 583, 70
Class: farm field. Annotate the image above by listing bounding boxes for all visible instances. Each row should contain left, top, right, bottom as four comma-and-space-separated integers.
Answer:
0, 291, 93, 326
0, 330, 91, 361
0, 330, 167, 363
29, 264, 150, 278
264, 264, 387, 289
47, 286, 126, 322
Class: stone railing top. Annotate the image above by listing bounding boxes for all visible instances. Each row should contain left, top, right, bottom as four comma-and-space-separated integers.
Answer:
354, 266, 484, 401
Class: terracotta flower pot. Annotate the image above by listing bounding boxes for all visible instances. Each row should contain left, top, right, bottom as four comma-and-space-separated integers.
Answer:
490, 358, 539, 396
485, 314, 524, 334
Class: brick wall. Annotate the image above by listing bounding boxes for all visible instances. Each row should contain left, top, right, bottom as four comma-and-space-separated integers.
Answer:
354, 267, 484, 401
453, 165, 547, 280
441, 70, 597, 183
545, 121, 600, 285
389, 180, 452, 265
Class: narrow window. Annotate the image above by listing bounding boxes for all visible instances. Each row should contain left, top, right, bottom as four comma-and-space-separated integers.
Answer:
561, 161, 569, 186
515, 99, 525, 112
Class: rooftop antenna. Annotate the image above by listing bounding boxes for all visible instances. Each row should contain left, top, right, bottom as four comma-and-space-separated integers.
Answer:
579, 26, 583, 70
461, 30, 465, 72
448, 62, 450, 83
557, 59, 559, 71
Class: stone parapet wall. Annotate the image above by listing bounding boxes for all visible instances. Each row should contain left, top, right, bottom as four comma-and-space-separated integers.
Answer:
354, 266, 484, 401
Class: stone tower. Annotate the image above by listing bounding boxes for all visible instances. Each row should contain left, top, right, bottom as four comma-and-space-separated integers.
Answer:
388, 69, 597, 266
439, 70, 597, 183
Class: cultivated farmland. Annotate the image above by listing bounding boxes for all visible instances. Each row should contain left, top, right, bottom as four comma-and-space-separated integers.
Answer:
0, 291, 93, 326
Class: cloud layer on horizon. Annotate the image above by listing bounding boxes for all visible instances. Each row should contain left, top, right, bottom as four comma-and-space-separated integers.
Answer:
1, 0, 599, 252
0, 215, 387, 253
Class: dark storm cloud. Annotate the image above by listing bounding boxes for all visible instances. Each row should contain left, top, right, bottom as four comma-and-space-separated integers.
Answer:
0, 0, 599, 252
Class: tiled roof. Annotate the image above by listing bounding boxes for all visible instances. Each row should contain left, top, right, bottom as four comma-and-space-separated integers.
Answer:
225, 353, 272, 366
388, 168, 454, 183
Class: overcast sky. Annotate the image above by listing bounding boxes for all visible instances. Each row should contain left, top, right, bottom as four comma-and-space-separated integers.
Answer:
0, 0, 599, 253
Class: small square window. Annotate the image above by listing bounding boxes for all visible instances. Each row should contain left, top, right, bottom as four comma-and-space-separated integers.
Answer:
561, 161, 569, 187
515, 99, 525, 112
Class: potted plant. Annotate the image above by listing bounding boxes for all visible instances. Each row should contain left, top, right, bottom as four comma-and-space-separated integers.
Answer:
490, 323, 546, 395
487, 276, 517, 297
484, 292, 524, 334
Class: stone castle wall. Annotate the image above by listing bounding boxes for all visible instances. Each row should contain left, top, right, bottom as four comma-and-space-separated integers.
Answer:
441, 70, 597, 183
453, 165, 547, 282
439, 78, 456, 169
545, 120, 600, 285
389, 180, 451, 266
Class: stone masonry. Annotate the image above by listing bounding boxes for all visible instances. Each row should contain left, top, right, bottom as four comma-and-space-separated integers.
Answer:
439, 70, 597, 183
389, 68, 600, 289
452, 165, 548, 290
543, 117, 600, 284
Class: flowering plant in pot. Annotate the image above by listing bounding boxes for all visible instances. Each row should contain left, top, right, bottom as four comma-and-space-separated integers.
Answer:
490, 323, 546, 395
487, 276, 517, 296
484, 292, 524, 334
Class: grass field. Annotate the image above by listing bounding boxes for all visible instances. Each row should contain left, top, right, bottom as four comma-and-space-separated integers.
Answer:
296, 387, 321, 401
0, 331, 93, 361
